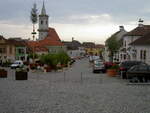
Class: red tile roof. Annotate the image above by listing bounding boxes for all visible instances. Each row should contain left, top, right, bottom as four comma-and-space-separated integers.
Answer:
38, 28, 64, 46
130, 32, 150, 45
27, 27, 64, 52
95, 44, 105, 48
125, 25, 150, 36
27, 41, 48, 52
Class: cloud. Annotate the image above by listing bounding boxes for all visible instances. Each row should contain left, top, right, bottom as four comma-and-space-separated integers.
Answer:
1, 0, 150, 44
0, 20, 34, 39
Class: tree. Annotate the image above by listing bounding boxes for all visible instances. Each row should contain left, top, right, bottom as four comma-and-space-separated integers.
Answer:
106, 35, 121, 62
30, 3, 38, 63
30, 3, 38, 40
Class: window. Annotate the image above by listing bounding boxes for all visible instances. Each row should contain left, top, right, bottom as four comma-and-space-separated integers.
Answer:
140, 50, 146, 60
18, 48, 24, 54
140, 50, 143, 60
143, 50, 146, 60
120, 54, 122, 60
124, 41, 126, 47
0, 48, 6, 53
139, 66, 148, 71
46, 21, 48, 24
9, 47, 12, 54
41, 20, 43, 24
124, 54, 126, 60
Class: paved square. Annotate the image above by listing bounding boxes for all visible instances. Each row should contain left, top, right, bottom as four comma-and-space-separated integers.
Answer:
0, 58, 150, 113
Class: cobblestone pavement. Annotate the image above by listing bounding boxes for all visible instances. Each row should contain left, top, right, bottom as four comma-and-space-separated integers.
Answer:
0, 58, 150, 113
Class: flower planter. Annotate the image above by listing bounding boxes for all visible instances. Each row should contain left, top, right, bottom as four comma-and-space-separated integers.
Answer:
30, 64, 37, 70
44, 66, 51, 72
0, 69, 7, 78
15, 71, 28, 80
107, 69, 117, 77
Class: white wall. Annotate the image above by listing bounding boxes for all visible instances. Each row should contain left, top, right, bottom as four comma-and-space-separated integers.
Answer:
134, 45, 150, 64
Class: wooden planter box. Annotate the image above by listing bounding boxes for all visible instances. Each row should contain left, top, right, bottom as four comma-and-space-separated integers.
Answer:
15, 71, 28, 80
0, 70, 7, 78
107, 69, 117, 77
44, 66, 51, 72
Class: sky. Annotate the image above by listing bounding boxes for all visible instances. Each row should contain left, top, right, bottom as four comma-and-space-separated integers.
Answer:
1, 0, 150, 44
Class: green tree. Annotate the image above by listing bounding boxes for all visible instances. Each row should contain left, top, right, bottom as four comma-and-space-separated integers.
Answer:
39, 52, 70, 69
106, 36, 121, 62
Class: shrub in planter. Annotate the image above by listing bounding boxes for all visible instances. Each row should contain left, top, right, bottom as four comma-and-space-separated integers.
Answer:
44, 66, 51, 72
0, 69, 7, 78
2, 61, 11, 67
107, 64, 119, 77
15, 68, 28, 80
56, 63, 62, 70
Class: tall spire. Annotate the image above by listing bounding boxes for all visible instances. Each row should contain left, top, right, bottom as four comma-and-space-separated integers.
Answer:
41, 0, 46, 15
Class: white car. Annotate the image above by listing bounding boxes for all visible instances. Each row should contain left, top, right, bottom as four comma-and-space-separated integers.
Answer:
10, 60, 24, 69
93, 60, 105, 73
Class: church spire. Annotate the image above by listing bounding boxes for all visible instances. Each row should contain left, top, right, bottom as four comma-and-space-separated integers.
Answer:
41, 1, 46, 15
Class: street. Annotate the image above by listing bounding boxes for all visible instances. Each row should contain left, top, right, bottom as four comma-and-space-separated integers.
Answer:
0, 58, 150, 113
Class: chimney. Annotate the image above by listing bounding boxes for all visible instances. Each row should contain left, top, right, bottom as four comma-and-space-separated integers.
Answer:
119, 26, 124, 31
138, 18, 144, 27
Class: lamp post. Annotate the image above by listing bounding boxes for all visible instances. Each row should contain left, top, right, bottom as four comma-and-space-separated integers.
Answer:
30, 3, 38, 64
31, 29, 36, 64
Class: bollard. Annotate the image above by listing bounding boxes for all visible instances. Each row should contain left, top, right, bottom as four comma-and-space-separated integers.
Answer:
81, 72, 83, 83
99, 76, 103, 84
64, 72, 66, 82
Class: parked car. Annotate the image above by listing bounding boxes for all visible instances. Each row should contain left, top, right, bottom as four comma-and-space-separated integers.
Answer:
127, 64, 150, 82
119, 61, 147, 79
93, 60, 105, 73
70, 58, 76, 65
10, 60, 24, 69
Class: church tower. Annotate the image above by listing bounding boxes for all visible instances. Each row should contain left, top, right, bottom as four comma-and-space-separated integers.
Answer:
38, 1, 49, 40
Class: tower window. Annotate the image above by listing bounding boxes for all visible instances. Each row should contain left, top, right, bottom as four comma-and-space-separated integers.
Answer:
41, 20, 43, 24
46, 21, 48, 24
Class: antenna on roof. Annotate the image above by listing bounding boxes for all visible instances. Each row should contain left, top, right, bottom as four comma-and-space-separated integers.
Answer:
138, 18, 144, 27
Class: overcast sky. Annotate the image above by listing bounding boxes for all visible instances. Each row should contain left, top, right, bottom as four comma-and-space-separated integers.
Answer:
0, 0, 150, 44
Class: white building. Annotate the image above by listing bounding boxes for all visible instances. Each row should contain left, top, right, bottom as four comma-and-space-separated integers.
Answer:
129, 32, 150, 64
104, 26, 127, 62
120, 20, 150, 63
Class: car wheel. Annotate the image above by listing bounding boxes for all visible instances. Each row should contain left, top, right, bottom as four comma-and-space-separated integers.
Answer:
93, 70, 95, 73
102, 70, 106, 73
132, 77, 139, 83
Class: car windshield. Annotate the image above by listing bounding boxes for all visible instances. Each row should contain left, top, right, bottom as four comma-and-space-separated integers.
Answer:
14, 62, 20, 64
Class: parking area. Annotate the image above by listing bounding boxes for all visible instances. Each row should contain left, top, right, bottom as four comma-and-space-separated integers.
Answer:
0, 58, 150, 113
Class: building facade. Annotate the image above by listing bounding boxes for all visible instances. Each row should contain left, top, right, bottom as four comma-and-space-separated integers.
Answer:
120, 21, 150, 62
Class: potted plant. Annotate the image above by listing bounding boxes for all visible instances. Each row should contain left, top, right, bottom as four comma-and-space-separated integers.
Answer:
0, 68, 7, 78
15, 67, 28, 80
107, 64, 119, 77
44, 65, 51, 72
29, 63, 37, 70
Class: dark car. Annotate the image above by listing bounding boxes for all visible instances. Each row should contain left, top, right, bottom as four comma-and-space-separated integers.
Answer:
127, 64, 150, 82
119, 61, 146, 79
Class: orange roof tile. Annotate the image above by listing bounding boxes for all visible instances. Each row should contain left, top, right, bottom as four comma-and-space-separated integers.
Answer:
27, 41, 48, 52
39, 27, 64, 46
27, 27, 64, 52
125, 25, 150, 36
